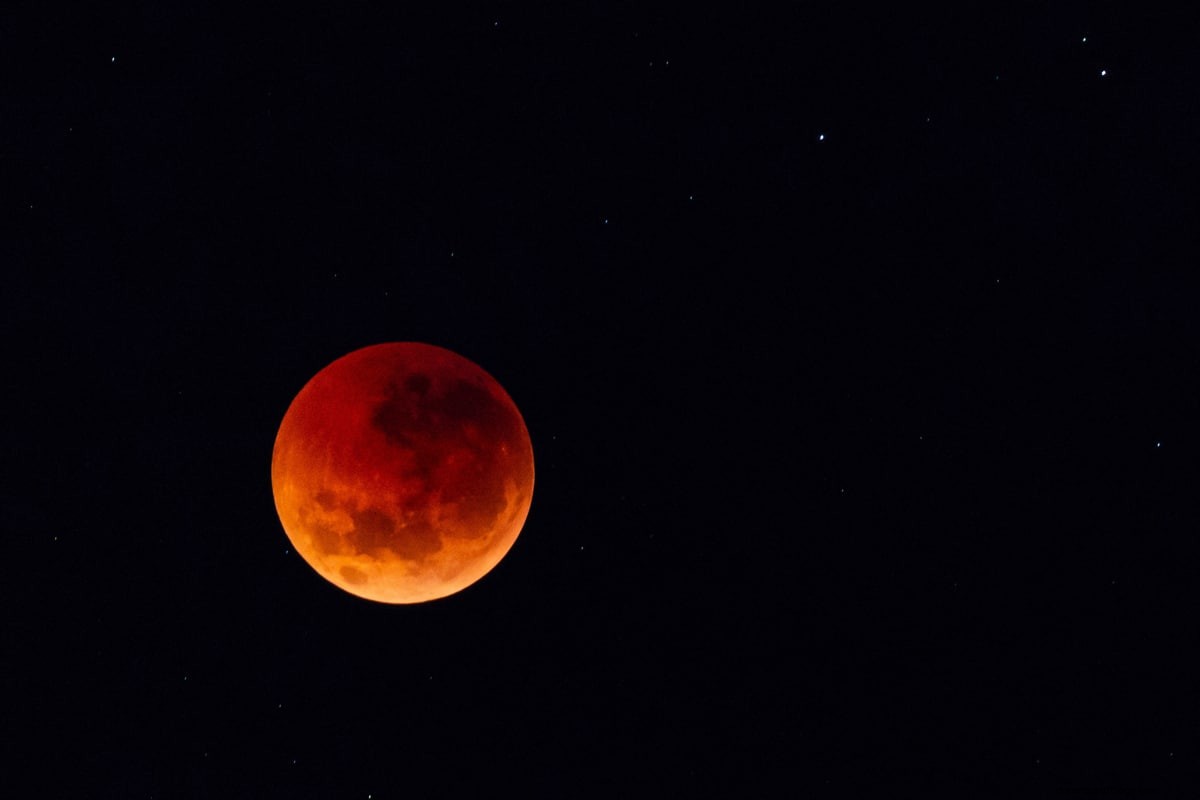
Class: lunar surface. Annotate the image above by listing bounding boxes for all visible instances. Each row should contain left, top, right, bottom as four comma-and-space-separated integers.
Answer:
271, 342, 534, 603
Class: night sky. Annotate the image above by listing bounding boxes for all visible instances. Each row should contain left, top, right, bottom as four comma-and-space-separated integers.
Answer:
8, 3, 1199, 795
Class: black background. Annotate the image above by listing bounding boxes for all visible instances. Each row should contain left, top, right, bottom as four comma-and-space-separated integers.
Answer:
7, 2, 1199, 794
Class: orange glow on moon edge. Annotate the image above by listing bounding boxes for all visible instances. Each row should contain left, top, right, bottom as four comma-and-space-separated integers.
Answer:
271, 342, 535, 603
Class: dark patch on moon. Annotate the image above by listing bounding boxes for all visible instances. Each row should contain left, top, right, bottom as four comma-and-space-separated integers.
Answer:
404, 373, 431, 395
440, 379, 521, 447
372, 377, 520, 456
340, 565, 368, 585
348, 506, 396, 554
307, 519, 343, 556
389, 518, 443, 560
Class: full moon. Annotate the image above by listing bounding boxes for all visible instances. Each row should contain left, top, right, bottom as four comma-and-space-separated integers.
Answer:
271, 342, 535, 603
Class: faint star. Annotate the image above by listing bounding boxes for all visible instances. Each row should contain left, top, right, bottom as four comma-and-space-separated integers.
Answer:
1100, 69, 1107, 77
817, 133, 825, 141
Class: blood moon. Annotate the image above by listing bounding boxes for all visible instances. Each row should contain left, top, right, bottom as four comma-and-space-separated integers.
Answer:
271, 342, 534, 603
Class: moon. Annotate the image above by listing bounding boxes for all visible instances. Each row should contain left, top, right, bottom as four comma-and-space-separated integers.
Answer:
271, 342, 535, 603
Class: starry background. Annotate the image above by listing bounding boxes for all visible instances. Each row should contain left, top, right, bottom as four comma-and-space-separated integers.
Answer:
6, 2, 1199, 795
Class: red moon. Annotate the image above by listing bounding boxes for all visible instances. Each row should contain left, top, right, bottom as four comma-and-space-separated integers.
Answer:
271, 342, 534, 603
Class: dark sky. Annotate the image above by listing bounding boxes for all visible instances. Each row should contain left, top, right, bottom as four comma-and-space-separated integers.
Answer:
8, 2, 1199, 795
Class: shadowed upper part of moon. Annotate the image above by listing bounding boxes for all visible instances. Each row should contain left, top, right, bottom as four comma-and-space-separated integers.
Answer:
368, 372, 523, 540
372, 373, 522, 456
